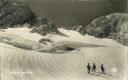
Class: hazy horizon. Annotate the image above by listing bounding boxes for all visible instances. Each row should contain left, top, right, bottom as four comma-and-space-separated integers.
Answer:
20, 0, 127, 26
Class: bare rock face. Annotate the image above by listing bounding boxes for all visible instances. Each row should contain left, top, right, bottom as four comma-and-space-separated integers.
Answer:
31, 17, 59, 36
85, 13, 128, 46
0, 1, 59, 36
59, 13, 128, 46
0, 1, 36, 28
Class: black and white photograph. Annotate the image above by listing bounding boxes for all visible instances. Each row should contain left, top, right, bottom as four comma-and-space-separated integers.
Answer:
0, 0, 128, 80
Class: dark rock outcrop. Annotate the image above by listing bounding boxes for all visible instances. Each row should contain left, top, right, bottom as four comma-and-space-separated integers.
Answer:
0, 1, 36, 28
85, 13, 128, 46
0, 1, 59, 36
30, 17, 59, 36
60, 13, 128, 46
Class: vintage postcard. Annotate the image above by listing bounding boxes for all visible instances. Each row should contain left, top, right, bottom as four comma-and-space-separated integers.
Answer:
0, 0, 128, 80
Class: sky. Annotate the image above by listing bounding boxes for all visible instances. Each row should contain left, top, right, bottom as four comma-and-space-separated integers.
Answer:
10, 0, 128, 26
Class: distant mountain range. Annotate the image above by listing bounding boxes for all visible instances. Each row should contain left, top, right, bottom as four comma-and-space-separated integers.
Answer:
0, 1, 128, 46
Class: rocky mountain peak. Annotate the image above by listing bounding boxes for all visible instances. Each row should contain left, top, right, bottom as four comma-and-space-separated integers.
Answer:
85, 13, 128, 46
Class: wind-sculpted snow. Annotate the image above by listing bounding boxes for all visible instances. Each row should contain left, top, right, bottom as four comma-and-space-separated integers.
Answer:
0, 43, 127, 80
4, 27, 44, 42
0, 27, 127, 80
0, 32, 43, 50
0, 28, 106, 53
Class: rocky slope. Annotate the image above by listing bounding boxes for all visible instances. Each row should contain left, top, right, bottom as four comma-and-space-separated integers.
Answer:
85, 13, 128, 46
49, 13, 128, 46
0, 1, 127, 46
0, 1, 36, 28
62, 13, 128, 46
0, 1, 59, 36
30, 17, 59, 36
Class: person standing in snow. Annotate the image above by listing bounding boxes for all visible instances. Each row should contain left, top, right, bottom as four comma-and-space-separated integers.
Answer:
101, 64, 105, 74
92, 63, 96, 72
87, 63, 91, 74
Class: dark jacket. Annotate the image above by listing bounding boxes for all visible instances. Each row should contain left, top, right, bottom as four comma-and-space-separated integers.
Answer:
87, 65, 91, 70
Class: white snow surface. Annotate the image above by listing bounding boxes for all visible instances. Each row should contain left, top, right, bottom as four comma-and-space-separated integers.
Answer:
0, 27, 127, 80
4, 27, 44, 42
0, 27, 125, 47
50, 28, 124, 47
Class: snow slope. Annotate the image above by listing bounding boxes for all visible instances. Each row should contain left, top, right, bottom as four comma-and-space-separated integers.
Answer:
4, 26, 44, 42
51, 28, 124, 47
0, 43, 127, 80
0, 27, 127, 80
1, 27, 124, 47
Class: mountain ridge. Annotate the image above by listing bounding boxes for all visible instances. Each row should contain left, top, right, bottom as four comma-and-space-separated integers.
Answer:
85, 13, 128, 46
60, 13, 128, 46
0, 1, 127, 46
